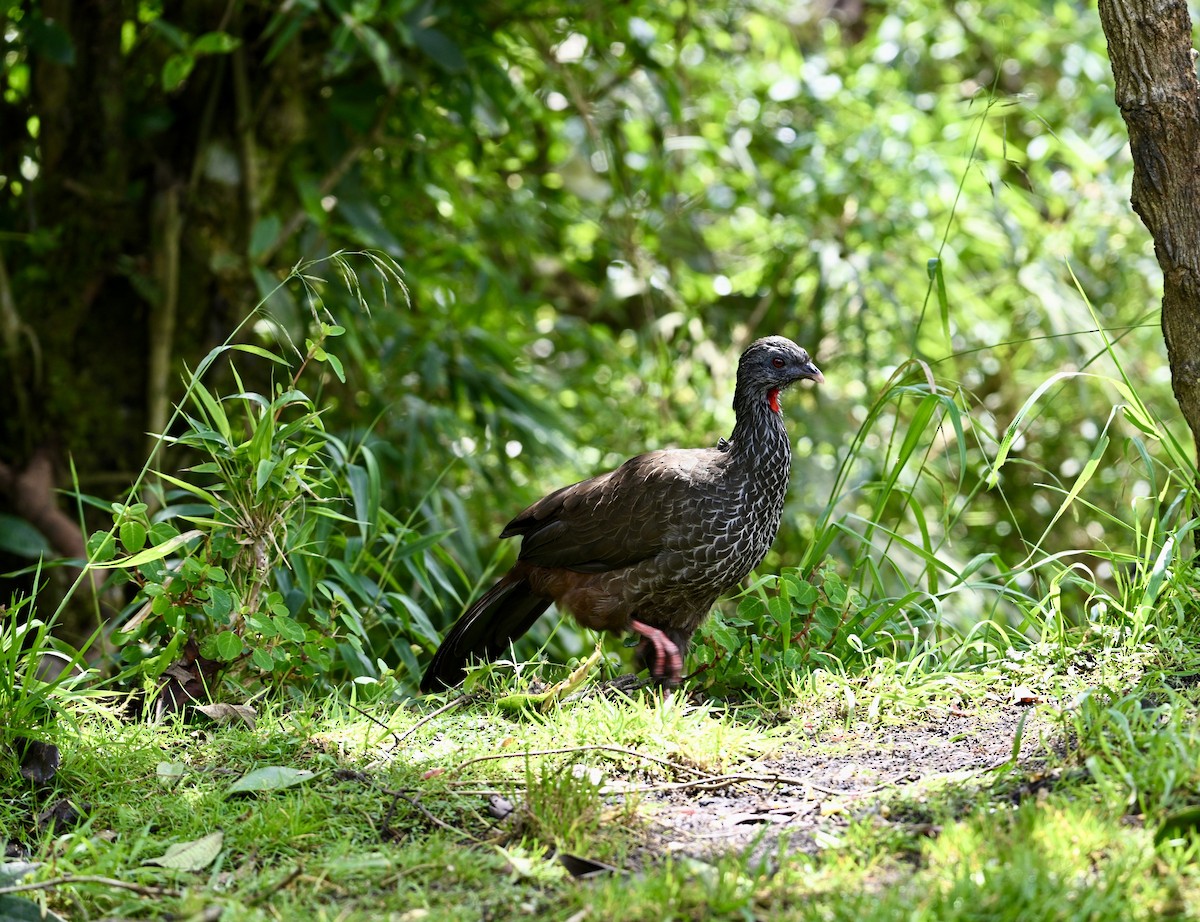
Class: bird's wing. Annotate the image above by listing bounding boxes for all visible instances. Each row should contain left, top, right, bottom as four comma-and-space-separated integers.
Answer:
503, 449, 721, 572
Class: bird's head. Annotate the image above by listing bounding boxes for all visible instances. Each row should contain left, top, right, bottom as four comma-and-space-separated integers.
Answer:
737, 336, 824, 413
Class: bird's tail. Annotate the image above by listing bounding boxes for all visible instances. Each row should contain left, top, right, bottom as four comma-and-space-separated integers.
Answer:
419, 572, 553, 692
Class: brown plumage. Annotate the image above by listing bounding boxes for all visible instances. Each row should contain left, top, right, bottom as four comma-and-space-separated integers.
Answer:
420, 336, 823, 691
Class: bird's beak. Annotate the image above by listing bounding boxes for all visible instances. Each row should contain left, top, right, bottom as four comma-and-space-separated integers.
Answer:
798, 360, 824, 385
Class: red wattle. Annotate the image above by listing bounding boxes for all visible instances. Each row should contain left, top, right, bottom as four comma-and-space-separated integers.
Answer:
768, 388, 780, 413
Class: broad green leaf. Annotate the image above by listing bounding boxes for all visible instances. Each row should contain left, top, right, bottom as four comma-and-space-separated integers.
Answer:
213, 630, 243, 660
162, 53, 195, 91
0, 514, 52, 558
1156, 807, 1200, 846
413, 25, 466, 73
227, 766, 315, 795
204, 587, 234, 620
249, 214, 282, 261
355, 22, 400, 87
251, 647, 275, 671
191, 31, 241, 55
0, 894, 68, 922
324, 351, 346, 382
244, 613, 278, 637
143, 830, 224, 870
119, 520, 147, 553
275, 615, 306, 643
255, 458, 278, 493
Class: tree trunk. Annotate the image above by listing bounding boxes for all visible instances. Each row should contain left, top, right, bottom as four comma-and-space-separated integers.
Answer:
1098, 0, 1200, 463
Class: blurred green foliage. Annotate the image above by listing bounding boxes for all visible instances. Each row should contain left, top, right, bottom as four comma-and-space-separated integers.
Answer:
0, 0, 1177, 690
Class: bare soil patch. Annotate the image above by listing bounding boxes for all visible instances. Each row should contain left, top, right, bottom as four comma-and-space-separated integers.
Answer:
639, 702, 1060, 862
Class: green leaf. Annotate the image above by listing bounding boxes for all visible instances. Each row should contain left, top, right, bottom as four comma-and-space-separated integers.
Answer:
927, 256, 950, 339
355, 22, 401, 87
119, 521, 147, 553
783, 576, 819, 607
155, 470, 223, 508
249, 214, 282, 261
191, 31, 241, 55
324, 352, 346, 383
247, 407, 276, 465
162, 53, 195, 92
190, 380, 232, 443
148, 522, 182, 546
251, 647, 275, 671
229, 343, 291, 365
0, 894, 68, 922
1157, 807, 1200, 846
0, 514, 52, 558
213, 630, 243, 660
86, 531, 117, 563
255, 458, 278, 494
275, 615, 306, 643
227, 766, 315, 795
91, 529, 203, 569
204, 587, 234, 621
244, 613, 277, 637
413, 25, 466, 74
985, 371, 1084, 488
143, 830, 224, 870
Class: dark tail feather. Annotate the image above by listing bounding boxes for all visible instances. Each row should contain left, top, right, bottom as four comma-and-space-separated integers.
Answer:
419, 573, 553, 692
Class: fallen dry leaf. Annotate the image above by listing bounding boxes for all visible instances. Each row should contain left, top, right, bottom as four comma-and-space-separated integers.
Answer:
194, 702, 258, 728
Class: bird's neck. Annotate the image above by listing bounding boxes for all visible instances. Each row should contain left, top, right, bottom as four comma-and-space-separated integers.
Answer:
728, 390, 792, 465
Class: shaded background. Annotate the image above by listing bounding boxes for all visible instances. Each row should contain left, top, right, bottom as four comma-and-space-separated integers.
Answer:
0, 0, 1172, 689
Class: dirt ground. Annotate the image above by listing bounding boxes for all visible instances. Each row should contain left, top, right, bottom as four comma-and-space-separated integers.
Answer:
635, 702, 1061, 864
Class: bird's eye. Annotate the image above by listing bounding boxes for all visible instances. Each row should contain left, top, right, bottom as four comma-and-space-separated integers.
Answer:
771, 357, 785, 368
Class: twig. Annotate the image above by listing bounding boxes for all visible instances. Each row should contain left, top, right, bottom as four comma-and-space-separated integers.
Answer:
390, 694, 476, 748
381, 789, 484, 844
345, 701, 402, 748
450, 744, 717, 779
0, 875, 179, 898
247, 865, 303, 907
604, 771, 899, 797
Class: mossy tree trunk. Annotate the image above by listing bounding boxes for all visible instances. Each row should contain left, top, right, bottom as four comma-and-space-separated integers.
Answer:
1098, 0, 1200, 465
0, 1, 306, 639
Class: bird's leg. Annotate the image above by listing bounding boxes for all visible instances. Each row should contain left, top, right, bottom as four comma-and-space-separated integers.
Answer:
629, 619, 683, 687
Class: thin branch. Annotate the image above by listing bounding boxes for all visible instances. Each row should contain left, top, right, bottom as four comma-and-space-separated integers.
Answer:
0, 875, 179, 898
246, 865, 303, 907
390, 694, 476, 748
380, 789, 486, 844
450, 744, 720, 779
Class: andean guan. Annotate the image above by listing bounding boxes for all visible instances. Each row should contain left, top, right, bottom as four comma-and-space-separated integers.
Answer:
419, 336, 823, 692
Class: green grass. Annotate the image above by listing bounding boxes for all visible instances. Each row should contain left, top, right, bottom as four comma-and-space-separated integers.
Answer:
6, 621, 1200, 920
5, 243, 1199, 918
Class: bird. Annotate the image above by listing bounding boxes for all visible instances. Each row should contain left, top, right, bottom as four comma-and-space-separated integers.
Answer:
419, 335, 823, 692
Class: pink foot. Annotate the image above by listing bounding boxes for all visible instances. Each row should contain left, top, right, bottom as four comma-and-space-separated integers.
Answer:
629, 619, 683, 687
